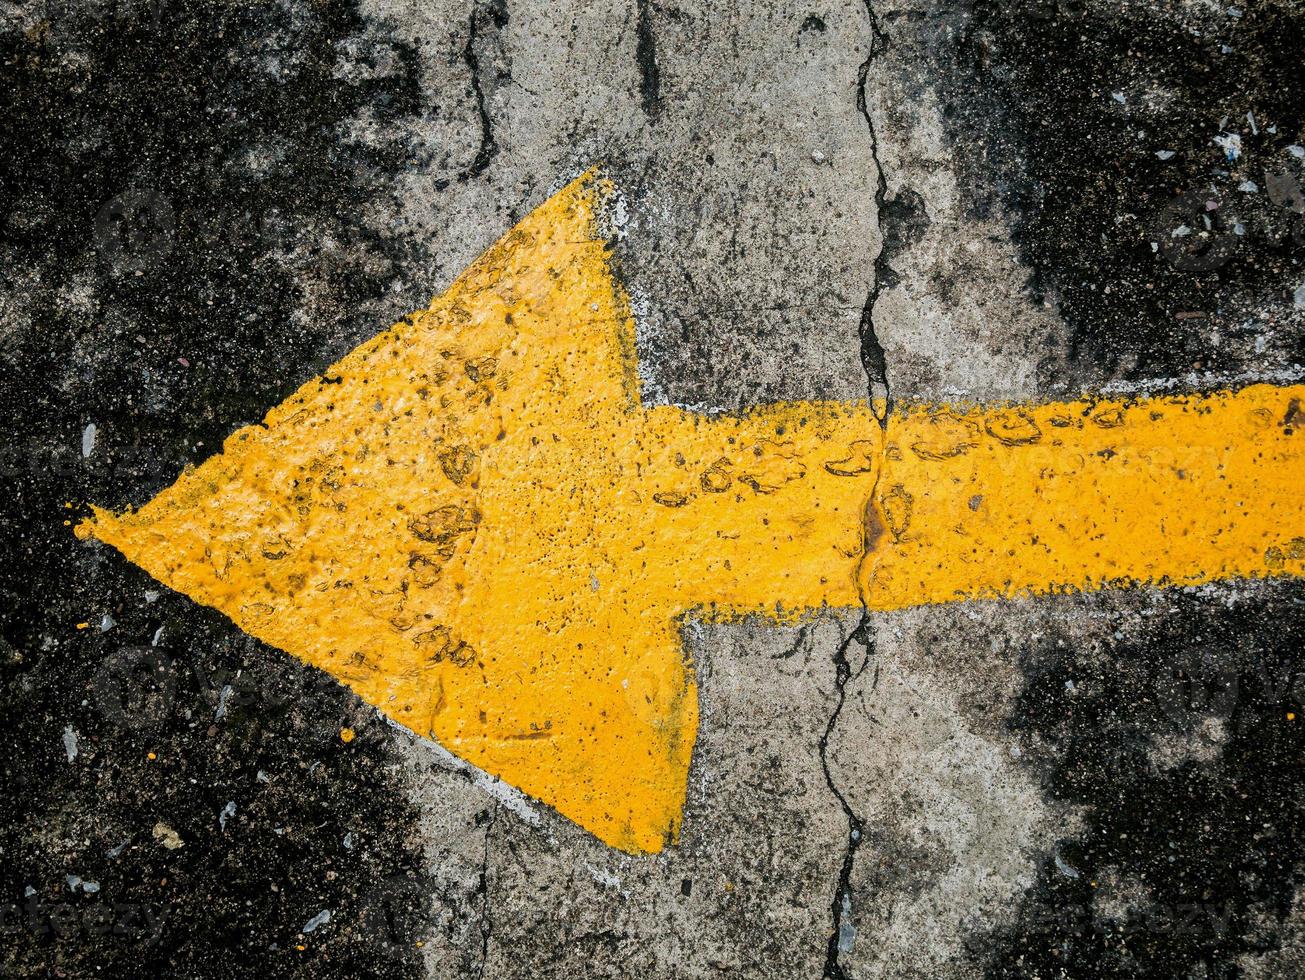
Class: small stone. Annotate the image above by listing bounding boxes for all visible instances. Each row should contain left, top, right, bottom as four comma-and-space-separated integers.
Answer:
1213, 132, 1242, 161
1054, 851, 1080, 879
302, 909, 331, 933
214, 684, 232, 721
153, 822, 184, 850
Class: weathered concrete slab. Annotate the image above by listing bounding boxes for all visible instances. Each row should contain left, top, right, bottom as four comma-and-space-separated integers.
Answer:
3, 0, 1303, 978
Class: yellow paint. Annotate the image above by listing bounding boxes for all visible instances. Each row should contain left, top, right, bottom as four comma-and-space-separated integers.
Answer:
78, 171, 1305, 853
339, 727, 355, 744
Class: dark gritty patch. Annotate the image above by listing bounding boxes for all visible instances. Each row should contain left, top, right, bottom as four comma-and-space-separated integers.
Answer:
0, 0, 444, 975
941, 0, 1305, 388
873, 186, 930, 292
970, 582, 1305, 978
800, 14, 828, 35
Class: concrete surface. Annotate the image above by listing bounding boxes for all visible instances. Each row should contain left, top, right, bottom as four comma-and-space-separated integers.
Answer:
3, 0, 1304, 978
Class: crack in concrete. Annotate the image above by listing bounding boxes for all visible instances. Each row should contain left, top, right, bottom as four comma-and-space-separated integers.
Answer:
773, 621, 813, 661
474, 804, 499, 980
635, 0, 661, 118
438, 0, 506, 190
818, 621, 875, 979
820, 4, 893, 977
855, 1, 893, 426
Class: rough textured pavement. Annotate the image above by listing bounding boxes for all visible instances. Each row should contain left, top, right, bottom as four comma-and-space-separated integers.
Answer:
3, 0, 1304, 977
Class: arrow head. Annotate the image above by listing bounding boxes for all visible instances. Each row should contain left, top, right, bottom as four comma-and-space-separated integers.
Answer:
80, 171, 698, 854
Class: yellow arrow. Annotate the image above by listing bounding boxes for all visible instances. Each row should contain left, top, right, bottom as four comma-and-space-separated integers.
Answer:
79, 171, 1305, 854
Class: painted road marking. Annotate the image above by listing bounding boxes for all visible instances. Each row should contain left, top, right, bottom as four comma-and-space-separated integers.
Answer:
79, 171, 1305, 853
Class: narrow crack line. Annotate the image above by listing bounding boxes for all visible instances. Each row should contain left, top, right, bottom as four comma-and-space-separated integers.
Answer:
819, 618, 875, 980
474, 804, 499, 980
443, 1, 503, 190
855, 1, 893, 428
773, 621, 812, 660
635, 0, 661, 118
821, 4, 894, 977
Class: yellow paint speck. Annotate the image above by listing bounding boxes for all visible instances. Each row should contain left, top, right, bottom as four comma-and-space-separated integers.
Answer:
1288, 713, 1296, 721
147, 752, 157, 760
75, 622, 89, 630
339, 727, 355, 744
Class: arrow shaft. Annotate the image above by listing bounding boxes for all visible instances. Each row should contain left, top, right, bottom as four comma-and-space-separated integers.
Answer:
630, 385, 1305, 616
